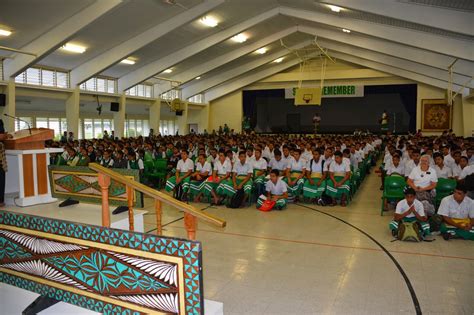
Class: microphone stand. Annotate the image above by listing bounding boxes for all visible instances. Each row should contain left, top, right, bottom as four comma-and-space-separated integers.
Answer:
3, 113, 32, 135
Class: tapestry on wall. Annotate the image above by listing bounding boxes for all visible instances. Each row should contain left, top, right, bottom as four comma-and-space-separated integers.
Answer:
421, 99, 452, 131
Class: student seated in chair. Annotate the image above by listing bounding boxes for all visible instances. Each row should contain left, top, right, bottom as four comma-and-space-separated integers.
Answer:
283, 148, 306, 201
191, 153, 212, 202
438, 183, 474, 240
303, 148, 327, 204
326, 151, 351, 207
127, 151, 144, 175
389, 187, 430, 237
165, 150, 194, 197
252, 148, 268, 187
217, 151, 253, 205
257, 169, 288, 210
203, 149, 232, 205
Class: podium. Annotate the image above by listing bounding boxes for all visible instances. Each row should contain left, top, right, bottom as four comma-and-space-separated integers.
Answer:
4, 128, 63, 206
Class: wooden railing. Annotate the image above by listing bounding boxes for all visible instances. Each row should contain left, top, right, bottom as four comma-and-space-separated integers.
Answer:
89, 163, 226, 239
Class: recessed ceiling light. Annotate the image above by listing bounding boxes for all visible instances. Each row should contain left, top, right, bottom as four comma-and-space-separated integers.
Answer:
342, 28, 351, 33
0, 29, 12, 37
255, 47, 268, 54
200, 16, 218, 27
163, 69, 173, 74
328, 5, 342, 12
61, 43, 86, 54
231, 33, 248, 43
120, 58, 136, 65
195, 76, 201, 80
273, 57, 284, 63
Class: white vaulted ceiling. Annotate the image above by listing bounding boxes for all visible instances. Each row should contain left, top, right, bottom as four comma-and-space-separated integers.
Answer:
0, 0, 472, 101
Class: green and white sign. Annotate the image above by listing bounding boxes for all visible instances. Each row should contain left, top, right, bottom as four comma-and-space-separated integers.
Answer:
285, 85, 364, 99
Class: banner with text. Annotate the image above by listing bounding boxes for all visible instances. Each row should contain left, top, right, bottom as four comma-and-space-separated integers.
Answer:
285, 85, 364, 99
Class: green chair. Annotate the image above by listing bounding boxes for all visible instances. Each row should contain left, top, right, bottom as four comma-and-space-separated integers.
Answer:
435, 178, 457, 210
149, 158, 168, 188
380, 175, 406, 216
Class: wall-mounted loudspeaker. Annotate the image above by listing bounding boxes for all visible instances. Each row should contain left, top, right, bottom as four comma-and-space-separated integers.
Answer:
0, 94, 6, 107
175, 110, 183, 116
110, 102, 119, 112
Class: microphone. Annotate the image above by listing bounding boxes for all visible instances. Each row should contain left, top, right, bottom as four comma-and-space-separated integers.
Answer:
3, 113, 32, 135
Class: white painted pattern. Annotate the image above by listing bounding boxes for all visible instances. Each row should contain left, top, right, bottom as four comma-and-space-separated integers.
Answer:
0, 230, 86, 254
113, 294, 179, 314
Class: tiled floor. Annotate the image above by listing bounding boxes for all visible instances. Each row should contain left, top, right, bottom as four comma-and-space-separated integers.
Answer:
141, 169, 473, 315
4, 168, 473, 314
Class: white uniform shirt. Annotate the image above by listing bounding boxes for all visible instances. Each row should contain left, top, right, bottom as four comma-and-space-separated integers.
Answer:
386, 162, 405, 176
408, 166, 438, 188
444, 154, 455, 168
100, 158, 114, 168
263, 148, 275, 160
395, 199, 425, 218
265, 178, 288, 195
176, 158, 194, 172
269, 158, 287, 171
451, 163, 462, 178
404, 160, 420, 177
287, 158, 306, 172
458, 165, 474, 180
196, 161, 212, 174
213, 159, 232, 175
233, 161, 253, 176
307, 158, 324, 173
438, 195, 474, 219
323, 156, 333, 172
434, 165, 453, 179
329, 160, 350, 173
282, 154, 295, 166
252, 157, 268, 170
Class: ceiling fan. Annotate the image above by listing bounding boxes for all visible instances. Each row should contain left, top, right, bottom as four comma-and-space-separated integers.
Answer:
161, 0, 188, 10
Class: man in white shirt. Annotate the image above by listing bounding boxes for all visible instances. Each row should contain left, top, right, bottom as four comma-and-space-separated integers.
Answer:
404, 149, 421, 177
268, 149, 287, 175
190, 153, 212, 202
433, 152, 453, 179
407, 155, 438, 216
326, 151, 351, 207
389, 187, 430, 237
217, 151, 253, 203
252, 148, 268, 186
165, 150, 194, 196
256, 169, 288, 210
438, 183, 474, 240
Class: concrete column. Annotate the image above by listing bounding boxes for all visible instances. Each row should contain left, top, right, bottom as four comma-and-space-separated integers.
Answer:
1, 80, 16, 132
149, 98, 161, 135
200, 103, 210, 134
66, 87, 80, 139
176, 102, 189, 135
114, 93, 126, 138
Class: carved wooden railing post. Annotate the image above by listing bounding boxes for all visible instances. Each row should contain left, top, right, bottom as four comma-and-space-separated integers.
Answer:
97, 173, 111, 227
184, 213, 197, 240
155, 199, 162, 235
126, 186, 134, 231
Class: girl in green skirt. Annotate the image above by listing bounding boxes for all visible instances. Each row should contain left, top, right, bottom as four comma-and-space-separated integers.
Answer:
326, 151, 351, 207
203, 150, 232, 205
283, 149, 306, 200
165, 150, 194, 195
217, 151, 253, 202
303, 149, 327, 202
190, 154, 212, 202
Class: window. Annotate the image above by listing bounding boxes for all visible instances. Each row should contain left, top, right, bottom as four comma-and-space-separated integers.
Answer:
125, 84, 153, 98
14, 117, 33, 132
187, 94, 204, 104
160, 89, 181, 101
80, 118, 114, 139
15, 67, 69, 88
33, 117, 68, 140
159, 120, 175, 135
125, 119, 149, 137
80, 76, 117, 94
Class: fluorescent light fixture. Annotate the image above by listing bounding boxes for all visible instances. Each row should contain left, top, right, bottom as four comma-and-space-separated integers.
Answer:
273, 57, 284, 63
0, 29, 12, 37
195, 76, 201, 80
163, 69, 173, 74
255, 47, 268, 54
200, 16, 218, 27
61, 43, 86, 54
120, 58, 136, 65
328, 5, 342, 12
231, 33, 247, 43
342, 28, 351, 33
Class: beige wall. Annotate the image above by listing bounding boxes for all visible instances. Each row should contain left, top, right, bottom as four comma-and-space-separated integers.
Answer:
209, 90, 242, 133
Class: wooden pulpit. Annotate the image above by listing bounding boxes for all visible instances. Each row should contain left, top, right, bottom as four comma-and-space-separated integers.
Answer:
4, 128, 63, 206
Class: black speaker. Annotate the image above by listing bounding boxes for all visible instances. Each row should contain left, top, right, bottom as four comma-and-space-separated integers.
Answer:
0, 94, 6, 107
175, 110, 183, 116
110, 102, 119, 112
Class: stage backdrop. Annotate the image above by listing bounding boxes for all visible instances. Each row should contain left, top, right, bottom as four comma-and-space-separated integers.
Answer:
243, 84, 417, 134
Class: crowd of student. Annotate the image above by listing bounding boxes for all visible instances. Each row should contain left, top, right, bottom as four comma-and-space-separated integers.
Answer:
47, 130, 474, 241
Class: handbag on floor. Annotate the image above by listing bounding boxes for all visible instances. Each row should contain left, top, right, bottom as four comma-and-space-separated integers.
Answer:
397, 221, 423, 242
227, 189, 245, 209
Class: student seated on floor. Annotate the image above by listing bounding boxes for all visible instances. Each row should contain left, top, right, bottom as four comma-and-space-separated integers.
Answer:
389, 187, 430, 237
165, 150, 194, 196
216, 151, 253, 204
190, 153, 212, 202
326, 151, 351, 207
284, 148, 306, 201
257, 169, 288, 210
438, 183, 474, 241
302, 148, 327, 204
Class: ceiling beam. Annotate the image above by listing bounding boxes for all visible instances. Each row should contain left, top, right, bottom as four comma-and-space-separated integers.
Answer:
3, 0, 122, 79
182, 40, 312, 99
281, 6, 473, 61
118, 8, 280, 91
205, 55, 319, 102
299, 25, 474, 77
156, 26, 298, 95
316, 38, 472, 88
70, 0, 224, 86
325, 0, 474, 36
329, 50, 466, 92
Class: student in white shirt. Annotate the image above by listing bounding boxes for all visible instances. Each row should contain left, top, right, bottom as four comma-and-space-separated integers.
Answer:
404, 149, 421, 177
165, 150, 194, 195
256, 169, 288, 210
284, 149, 306, 199
303, 149, 327, 203
268, 149, 288, 175
203, 150, 232, 205
389, 187, 430, 237
438, 183, 474, 240
190, 154, 212, 202
326, 151, 351, 207
433, 152, 453, 179
217, 151, 253, 203
252, 148, 268, 186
